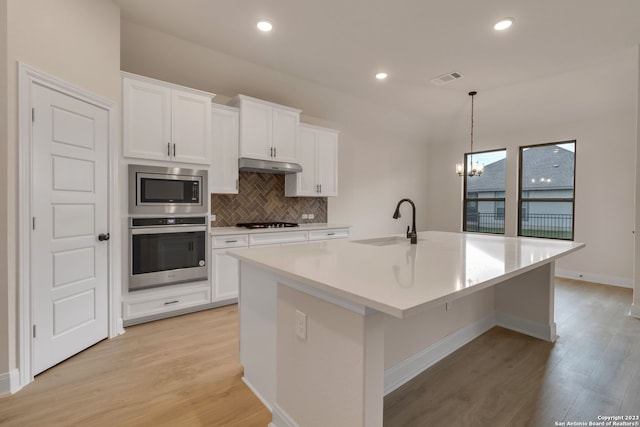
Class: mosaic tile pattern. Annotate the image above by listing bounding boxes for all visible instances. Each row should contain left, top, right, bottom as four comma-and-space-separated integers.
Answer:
211, 172, 327, 227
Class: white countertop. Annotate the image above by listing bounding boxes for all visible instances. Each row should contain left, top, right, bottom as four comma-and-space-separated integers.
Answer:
228, 231, 585, 318
210, 223, 351, 236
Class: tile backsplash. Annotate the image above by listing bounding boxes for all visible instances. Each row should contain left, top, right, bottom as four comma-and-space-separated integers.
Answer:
211, 172, 327, 227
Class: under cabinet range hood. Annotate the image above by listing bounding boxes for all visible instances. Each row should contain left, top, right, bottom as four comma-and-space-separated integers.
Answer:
238, 157, 302, 174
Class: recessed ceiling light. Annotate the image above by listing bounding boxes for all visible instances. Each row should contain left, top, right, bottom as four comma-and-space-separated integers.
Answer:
494, 18, 514, 31
257, 20, 273, 32
375, 72, 388, 80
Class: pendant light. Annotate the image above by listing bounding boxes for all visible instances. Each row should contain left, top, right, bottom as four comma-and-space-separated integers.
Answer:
456, 91, 484, 177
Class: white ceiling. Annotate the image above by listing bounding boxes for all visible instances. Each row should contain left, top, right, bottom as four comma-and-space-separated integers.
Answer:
115, 0, 640, 133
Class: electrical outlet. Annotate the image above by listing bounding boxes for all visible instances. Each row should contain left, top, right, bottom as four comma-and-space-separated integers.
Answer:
211, 214, 216, 221
301, 214, 308, 220
295, 310, 307, 341
308, 213, 314, 220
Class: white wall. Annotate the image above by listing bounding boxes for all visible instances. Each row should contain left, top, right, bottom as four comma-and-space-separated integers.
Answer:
1, 0, 120, 389
120, 20, 431, 240
0, 0, 9, 389
428, 50, 639, 288
634, 45, 640, 316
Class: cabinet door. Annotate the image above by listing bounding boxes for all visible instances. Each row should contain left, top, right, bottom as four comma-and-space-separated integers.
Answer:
211, 249, 240, 300
292, 126, 318, 196
210, 106, 239, 194
171, 90, 211, 165
239, 100, 272, 160
122, 77, 172, 161
272, 107, 299, 162
317, 130, 339, 196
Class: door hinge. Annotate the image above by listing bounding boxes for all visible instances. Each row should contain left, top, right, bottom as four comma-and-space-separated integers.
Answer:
32, 217, 36, 230
32, 108, 35, 122
33, 325, 36, 338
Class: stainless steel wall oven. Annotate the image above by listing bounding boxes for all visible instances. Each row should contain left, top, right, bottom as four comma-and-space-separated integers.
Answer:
129, 216, 208, 291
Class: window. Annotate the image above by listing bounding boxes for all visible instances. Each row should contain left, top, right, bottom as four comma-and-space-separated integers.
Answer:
463, 149, 507, 234
518, 141, 575, 240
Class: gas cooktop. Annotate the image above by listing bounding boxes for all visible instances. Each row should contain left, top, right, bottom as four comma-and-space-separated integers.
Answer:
236, 222, 299, 229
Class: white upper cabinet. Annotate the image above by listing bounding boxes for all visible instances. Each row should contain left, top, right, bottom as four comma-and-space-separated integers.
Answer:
122, 72, 214, 165
210, 104, 239, 194
285, 123, 339, 197
228, 94, 301, 163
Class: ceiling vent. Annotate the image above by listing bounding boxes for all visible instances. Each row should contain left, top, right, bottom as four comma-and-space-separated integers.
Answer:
430, 72, 464, 86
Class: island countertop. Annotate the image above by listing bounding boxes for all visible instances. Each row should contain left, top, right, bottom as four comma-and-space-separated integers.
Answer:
228, 231, 585, 318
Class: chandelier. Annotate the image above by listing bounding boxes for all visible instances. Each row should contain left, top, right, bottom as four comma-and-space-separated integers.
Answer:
456, 91, 484, 177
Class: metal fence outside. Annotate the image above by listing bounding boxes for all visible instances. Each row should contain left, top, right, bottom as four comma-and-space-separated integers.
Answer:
465, 213, 573, 239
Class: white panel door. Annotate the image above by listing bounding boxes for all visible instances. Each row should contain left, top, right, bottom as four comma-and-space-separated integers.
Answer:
122, 77, 171, 161
211, 249, 240, 300
272, 107, 299, 162
296, 125, 318, 196
317, 130, 339, 196
210, 105, 239, 194
239, 100, 272, 160
171, 89, 211, 165
31, 83, 109, 375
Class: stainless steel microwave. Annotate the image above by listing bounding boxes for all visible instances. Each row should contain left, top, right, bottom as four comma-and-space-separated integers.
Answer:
128, 164, 208, 215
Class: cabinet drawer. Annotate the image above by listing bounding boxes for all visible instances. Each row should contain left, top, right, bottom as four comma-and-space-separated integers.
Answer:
124, 287, 211, 319
249, 230, 309, 246
212, 234, 249, 249
308, 228, 350, 241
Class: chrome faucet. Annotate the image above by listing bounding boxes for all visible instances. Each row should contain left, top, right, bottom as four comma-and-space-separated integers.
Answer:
392, 198, 417, 244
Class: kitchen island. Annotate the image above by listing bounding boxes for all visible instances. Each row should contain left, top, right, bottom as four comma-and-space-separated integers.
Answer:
228, 231, 584, 427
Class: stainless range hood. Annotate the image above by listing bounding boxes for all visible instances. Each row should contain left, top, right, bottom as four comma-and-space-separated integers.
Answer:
238, 158, 302, 174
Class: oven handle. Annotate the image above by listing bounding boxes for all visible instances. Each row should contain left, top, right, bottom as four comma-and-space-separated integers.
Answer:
130, 225, 206, 235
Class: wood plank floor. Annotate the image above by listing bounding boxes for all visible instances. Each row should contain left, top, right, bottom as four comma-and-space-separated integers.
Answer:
0, 278, 639, 426
384, 279, 640, 426
0, 304, 271, 427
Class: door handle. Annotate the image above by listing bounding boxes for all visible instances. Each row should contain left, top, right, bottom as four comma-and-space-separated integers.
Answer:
98, 233, 110, 242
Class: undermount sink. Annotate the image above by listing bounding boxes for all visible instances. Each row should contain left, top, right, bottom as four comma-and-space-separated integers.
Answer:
351, 236, 411, 246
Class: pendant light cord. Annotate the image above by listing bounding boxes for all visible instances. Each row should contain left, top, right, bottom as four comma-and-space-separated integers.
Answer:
469, 91, 477, 167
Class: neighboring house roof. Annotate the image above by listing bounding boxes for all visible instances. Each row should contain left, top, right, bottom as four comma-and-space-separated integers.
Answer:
467, 145, 574, 193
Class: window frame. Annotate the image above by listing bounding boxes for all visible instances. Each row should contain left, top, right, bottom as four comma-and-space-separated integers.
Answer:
517, 140, 576, 241
462, 148, 507, 235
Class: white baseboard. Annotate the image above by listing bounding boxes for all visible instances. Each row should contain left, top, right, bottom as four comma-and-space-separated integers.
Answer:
495, 312, 556, 342
630, 303, 640, 319
271, 404, 299, 427
555, 269, 633, 289
0, 369, 21, 396
383, 313, 495, 395
242, 376, 272, 413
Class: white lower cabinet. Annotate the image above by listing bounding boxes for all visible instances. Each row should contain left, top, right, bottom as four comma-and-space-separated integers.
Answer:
210, 227, 350, 305
212, 249, 241, 301
211, 234, 249, 302
123, 283, 211, 325
308, 228, 350, 241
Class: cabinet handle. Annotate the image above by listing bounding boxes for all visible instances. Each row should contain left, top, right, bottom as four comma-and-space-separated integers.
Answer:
164, 300, 179, 305
225, 240, 238, 243
319, 184, 322, 193
270, 147, 274, 157
274, 147, 277, 157
173, 143, 176, 157
167, 142, 171, 156
327, 232, 335, 236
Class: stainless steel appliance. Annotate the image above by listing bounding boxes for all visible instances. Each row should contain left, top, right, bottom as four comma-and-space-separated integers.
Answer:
129, 164, 208, 215
129, 216, 208, 291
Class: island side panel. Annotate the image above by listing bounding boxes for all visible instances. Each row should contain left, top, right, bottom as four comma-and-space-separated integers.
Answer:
494, 261, 556, 341
239, 262, 278, 410
274, 284, 385, 427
